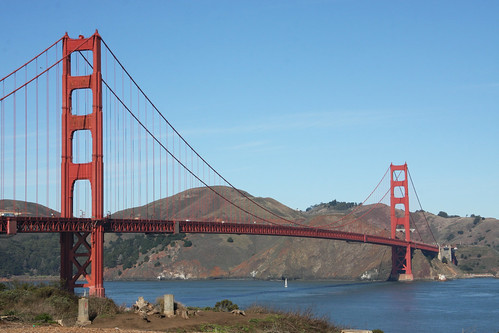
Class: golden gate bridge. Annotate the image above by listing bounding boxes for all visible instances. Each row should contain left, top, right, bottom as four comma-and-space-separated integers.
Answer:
0, 31, 439, 297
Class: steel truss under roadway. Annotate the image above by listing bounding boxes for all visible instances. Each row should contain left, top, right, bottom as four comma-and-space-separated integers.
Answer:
0, 216, 439, 253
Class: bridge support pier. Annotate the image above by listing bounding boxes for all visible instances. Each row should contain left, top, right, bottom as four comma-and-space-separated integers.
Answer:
88, 225, 105, 297
390, 245, 413, 281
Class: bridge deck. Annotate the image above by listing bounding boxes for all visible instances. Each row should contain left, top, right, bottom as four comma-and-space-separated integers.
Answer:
0, 216, 439, 253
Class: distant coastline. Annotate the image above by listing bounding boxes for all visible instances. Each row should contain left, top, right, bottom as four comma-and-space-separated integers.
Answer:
2, 272, 497, 284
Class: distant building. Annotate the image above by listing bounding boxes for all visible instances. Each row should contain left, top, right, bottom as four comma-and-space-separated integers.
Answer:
439, 245, 457, 265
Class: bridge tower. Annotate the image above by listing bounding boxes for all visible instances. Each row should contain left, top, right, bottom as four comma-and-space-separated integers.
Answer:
60, 31, 105, 296
390, 163, 413, 281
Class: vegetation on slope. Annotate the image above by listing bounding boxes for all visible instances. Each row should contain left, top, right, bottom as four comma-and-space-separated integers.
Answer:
104, 233, 190, 270
306, 199, 360, 213
0, 281, 119, 322
0, 234, 60, 277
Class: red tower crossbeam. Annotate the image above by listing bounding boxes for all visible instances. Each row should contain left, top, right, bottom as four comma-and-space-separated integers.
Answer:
60, 31, 104, 297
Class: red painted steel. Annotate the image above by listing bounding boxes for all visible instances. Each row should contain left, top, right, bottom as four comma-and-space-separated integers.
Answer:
390, 163, 413, 280
1, 216, 439, 254
60, 31, 104, 297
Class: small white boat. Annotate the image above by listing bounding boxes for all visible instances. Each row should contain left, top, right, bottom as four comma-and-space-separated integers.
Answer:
284, 278, 288, 288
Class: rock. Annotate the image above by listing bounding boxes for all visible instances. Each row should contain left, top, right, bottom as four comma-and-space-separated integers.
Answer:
187, 309, 199, 317
56, 318, 73, 327
231, 309, 246, 316
139, 311, 150, 322
134, 296, 161, 317
180, 310, 189, 319
134, 296, 153, 313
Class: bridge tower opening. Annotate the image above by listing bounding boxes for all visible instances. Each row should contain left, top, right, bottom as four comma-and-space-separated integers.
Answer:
390, 163, 413, 281
60, 31, 104, 297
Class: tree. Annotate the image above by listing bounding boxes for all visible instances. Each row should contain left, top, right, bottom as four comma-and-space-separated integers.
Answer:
214, 299, 238, 312
438, 211, 449, 218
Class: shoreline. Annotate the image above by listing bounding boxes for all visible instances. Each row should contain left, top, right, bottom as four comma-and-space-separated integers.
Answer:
2, 273, 497, 284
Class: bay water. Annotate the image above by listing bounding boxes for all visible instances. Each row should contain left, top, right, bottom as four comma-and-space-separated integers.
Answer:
102, 278, 498, 333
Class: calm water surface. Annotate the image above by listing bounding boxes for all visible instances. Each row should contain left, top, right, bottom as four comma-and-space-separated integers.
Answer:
101, 278, 498, 333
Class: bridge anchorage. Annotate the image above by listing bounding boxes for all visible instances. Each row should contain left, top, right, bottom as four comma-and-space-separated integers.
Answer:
0, 32, 439, 297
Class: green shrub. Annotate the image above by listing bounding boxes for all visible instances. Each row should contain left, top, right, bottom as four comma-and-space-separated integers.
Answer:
460, 264, 473, 272
214, 299, 239, 312
473, 216, 481, 225
438, 211, 449, 218
48, 294, 76, 313
88, 296, 120, 320
34, 313, 53, 323
372, 330, 384, 333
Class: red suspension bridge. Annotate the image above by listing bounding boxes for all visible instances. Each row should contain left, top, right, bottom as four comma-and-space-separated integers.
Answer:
0, 31, 439, 297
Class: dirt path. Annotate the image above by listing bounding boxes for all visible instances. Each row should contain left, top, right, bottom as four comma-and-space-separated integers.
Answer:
0, 311, 268, 332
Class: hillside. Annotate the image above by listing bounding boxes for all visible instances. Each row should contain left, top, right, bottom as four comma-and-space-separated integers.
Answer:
1, 191, 498, 281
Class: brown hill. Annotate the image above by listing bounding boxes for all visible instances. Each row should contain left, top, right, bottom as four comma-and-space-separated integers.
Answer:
104, 187, 499, 281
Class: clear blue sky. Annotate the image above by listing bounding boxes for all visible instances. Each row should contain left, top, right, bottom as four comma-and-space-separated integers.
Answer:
1, 0, 498, 218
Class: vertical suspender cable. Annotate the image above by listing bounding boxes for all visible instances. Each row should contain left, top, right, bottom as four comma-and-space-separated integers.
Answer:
128, 77, 131, 216
121, 69, 126, 217
129, 80, 133, 216
152, 106, 155, 218
137, 80, 141, 216
85, 54, 89, 216
36, 59, 39, 215
121, 68, 125, 217
56, 46, 61, 214
46, 52, 50, 212
104, 49, 108, 215
159, 110, 162, 220
145, 99, 149, 218
132, 89, 137, 217
172, 127, 175, 218
13, 73, 16, 212
24, 66, 28, 214
179, 134, 181, 217
196, 153, 199, 220
165, 124, 172, 220
113, 60, 118, 217
0, 82, 3, 209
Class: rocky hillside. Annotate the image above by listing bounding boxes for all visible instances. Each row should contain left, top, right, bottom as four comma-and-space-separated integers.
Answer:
1, 191, 498, 281
102, 189, 499, 281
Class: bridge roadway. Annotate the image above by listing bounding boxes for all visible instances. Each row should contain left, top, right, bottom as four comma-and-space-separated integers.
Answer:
0, 216, 439, 253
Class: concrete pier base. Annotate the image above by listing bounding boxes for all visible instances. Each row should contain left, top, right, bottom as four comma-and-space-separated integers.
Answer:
76, 298, 91, 326
164, 294, 174, 317
398, 273, 414, 281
